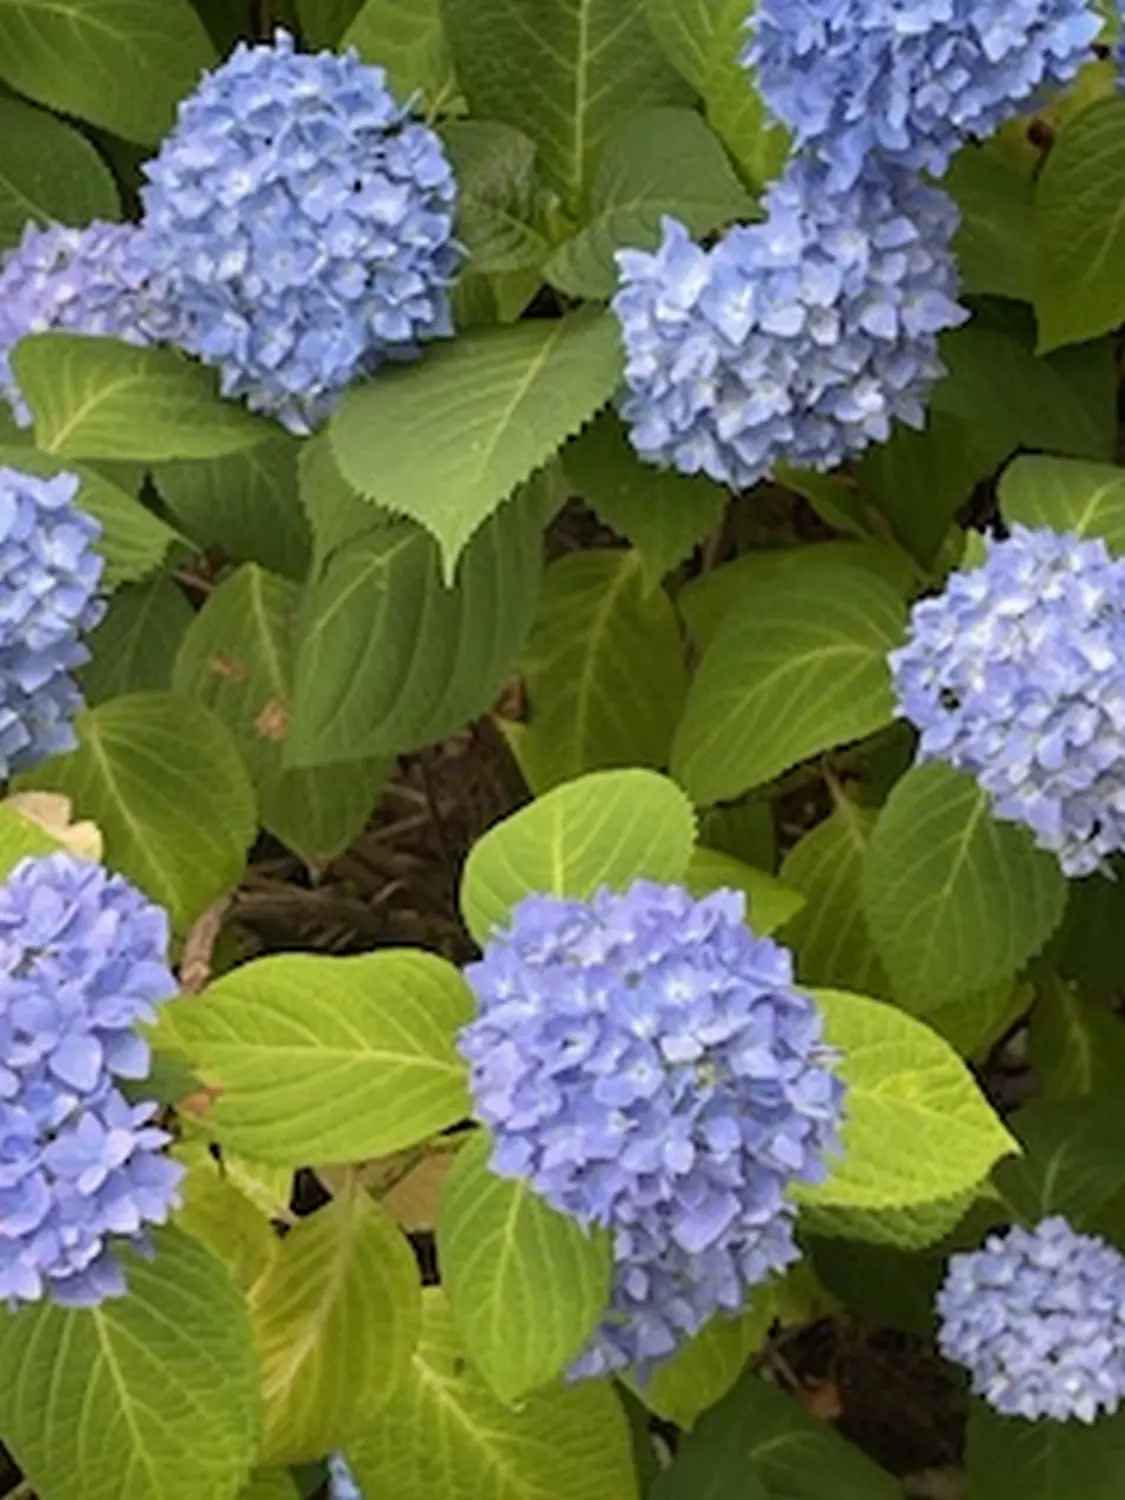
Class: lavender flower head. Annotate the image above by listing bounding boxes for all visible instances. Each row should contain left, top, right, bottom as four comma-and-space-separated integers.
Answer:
328, 1453, 364, 1500
889, 524, 1125, 877
459, 880, 845, 1379
612, 156, 966, 490
137, 28, 463, 435
0, 853, 184, 1308
0, 220, 168, 428
937, 1217, 1125, 1422
745, 0, 1101, 192
0, 467, 105, 780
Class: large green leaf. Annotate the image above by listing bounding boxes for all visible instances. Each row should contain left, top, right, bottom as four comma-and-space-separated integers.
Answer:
563, 413, 726, 591
297, 0, 363, 45
289, 483, 544, 767
343, 0, 456, 108
1035, 96, 1125, 351
0, 96, 119, 249
441, 0, 690, 211
0, 1228, 258, 1500
801, 988, 1018, 1218
347, 1290, 638, 1500
999, 453, 1125, 551
298, 429, 392, 575
862, 763, 1068, 1011
13, 334, 272, 461
684, 846, 804, 935
652, 1371, 899, 1500
672, 563, 906, 805
153, 437, 312, 582
166, 949, 474, 1165
0, 0, 217, 144
946, 148, 1035, 303
500, 549, 689, 793
81, 576, 194, 704
439, 1131, 611, 1402
330, 309, 621, 578
633, 1294, 776, 1431
967, 1403, 1125, 1500
441, 121, 549, 275
20, 692, 257, 931
1028, 977, 1125, 1099
993, 1097, 1125, 1234
239, 1474, 301, 1500
460, 767, 696, 944
780, 804, 892, 999
174, 1144, 277, 1293
251, 1188, 421, 1464
545, 108, 752, 299
174, 565, 388, 866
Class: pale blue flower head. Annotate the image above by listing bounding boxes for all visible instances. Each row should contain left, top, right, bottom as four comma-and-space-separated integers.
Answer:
937, 1217, 1125, 1422
0, 221, 167, 427
0, 466, 105, 779
612, 156, 966, 490
745, 0, 1101, 191
890, 524, 1125, 877
0, 853, 183, 1308
459, 880, 845, 1378
138, 28, 463, 434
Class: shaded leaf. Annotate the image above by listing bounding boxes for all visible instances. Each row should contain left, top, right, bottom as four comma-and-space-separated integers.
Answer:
684, 846, 804, 935
343, 0, 456, 108
967, 1401, 1125, 1500
441, 121, 549, 275
1000, 453, 1125, 552
81, 576, 194, 704
0, 96, 119, 249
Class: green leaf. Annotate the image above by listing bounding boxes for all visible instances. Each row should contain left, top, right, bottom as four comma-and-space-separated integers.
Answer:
0, 1228, 258, 1500
298, 0, 364, 46
946, 148, 1035, 303
499, 549, 689, 793
967, 1402, 1125, 1500
167, 949, 474, 1165
439, 1131, 611, 1403
633, 1294, 776, 1431
330, 309, 622, 578
239, 1475, 301, 1500
651, 1370, 899, 1500
343, 0, 456, 108
347, 1290, 639, 1500
252, 1188, 421, 1464
644, 0, 788, 187
545, 108, 752, 300
993, 1097, 1125, 1232
1029, 977, 1125, 1099
699, 801, 776, 871
1035, 96, 1125, 351
779, 804, 892, 999
0, 801, 64, 878
800, 1187, 982, 1251
441, 122, 550, 275
14, 334, 272, 461
802, 988, 1018, 1216
0, 0, 217, 145
684, 846, 804, 935
0, 96, 119, 249
173, 565, 388, 865
298, 429, 391, 575
289, 484, 543, 767
1000, 453, 1125, 551
672, 563, 906, 805
175, 1145, 277, 1293
926, 977, 1030, 1065
862, 763, 1068, 1011
19, 691, 257, 932
0, 444, 185, 588
153, 438, 312, 582
441, 0, 691, 211
563, 413, 726, 591
460, 767, 697, 945
80, 576, 194, 704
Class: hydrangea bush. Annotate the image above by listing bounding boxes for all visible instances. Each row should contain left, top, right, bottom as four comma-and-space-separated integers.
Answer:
1, 3, 1125, 1498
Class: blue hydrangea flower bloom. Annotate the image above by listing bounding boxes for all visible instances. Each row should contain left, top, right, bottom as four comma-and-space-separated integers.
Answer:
459, 881, 845, 1379
936, 1217, 1125, 1422
745, 0, 1101, 191
137, 28, 463, 435
889, 524, 1125, 877
612, 156, 966, 490
0, 220, 168, 427
0, 466, 105, 779
328, 1453, 364, 1500
0, 852, 183, 1308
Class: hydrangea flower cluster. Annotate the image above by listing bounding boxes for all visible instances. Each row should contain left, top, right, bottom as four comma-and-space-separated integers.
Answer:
0, 853, 184, 1308
0, 467, 105, 780
137, 29, 463, 434
612, 157, 966, 488
936, 1217, 1125, 1422
459, 881, 845, 1379
889, 524, 1125, 877
0, 221, 168, 427
328, 1453, 364, 1500
744, 0, 1101, 192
